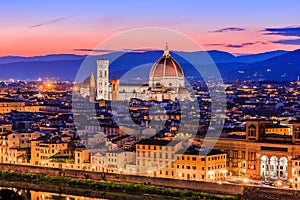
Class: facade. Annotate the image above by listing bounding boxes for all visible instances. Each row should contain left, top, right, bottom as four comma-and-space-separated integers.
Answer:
0, 131, 44, 164
96, 60, 109, 100
135, 138, 226, 182
174, 149, 227, 182
0, 123, 12, 133
292, 158, 300, 189
135, 139, 182, 178
30, 140, 73, 166
0, 99, 25, 114
105, 149, 135, 173
195, 119, 300, 186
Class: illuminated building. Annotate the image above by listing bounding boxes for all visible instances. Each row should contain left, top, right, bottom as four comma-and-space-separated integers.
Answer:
0, 99, 25, 114
135, 139, 182, 178
292, 157, 300, 188
195, 119, 300, 187
91, 45, 191, 101
174, 149, 227, 182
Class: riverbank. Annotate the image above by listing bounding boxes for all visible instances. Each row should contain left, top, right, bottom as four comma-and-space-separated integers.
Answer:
0, 170, 239, 200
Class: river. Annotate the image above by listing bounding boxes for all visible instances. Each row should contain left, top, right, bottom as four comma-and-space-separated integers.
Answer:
0, 183, 178, 200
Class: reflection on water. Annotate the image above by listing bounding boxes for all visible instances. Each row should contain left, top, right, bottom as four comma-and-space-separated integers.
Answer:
0, 188, 106, 200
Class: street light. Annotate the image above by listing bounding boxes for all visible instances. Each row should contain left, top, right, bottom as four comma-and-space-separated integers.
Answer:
277, 180, 282, 187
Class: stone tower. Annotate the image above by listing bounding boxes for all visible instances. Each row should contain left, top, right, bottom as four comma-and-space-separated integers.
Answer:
111, 79, 120, 101
89, 72, 96, 102
96, 60, 109, 100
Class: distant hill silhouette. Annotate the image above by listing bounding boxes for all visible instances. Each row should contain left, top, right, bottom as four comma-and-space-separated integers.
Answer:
236, 50, 288, 63
0, 49, 298, 81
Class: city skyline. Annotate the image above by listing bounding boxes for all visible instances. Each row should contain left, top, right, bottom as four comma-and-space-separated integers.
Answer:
1, 0, 300, 56
0, 1, 300, 199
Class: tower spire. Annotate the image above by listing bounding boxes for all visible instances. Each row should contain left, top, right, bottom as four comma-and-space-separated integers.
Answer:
163, 42, 170, 57
89, 71, 96, 102
90, 71, 95, 87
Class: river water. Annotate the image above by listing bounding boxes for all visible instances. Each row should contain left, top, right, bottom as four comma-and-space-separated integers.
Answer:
0, 186, 177, 200
0, 187, 107, 200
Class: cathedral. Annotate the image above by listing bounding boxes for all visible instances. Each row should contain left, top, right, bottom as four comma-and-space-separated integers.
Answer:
88, 45, 191, 102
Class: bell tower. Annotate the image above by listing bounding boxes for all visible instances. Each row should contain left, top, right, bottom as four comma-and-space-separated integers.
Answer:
89, 72, 96, 102
96, 59, 109, 100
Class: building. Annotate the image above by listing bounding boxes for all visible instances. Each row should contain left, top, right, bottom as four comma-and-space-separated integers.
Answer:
91, 44, 191, 102
292, 157, 300, 189
89, 72, 96, 102
174, 148, 227, 182
30, 140, 74, 166
195, 119, 300, 186
135, 139, 182, 178
0, 99, 26, 114
96, 60, 109, 100
105, 149, 135, 173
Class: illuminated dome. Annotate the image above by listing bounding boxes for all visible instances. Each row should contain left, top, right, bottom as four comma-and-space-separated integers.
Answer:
149, 51, 184, 78
149, 44, 185, 90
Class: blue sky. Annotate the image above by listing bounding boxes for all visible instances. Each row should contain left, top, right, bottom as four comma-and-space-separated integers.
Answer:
1, 0, 300, 55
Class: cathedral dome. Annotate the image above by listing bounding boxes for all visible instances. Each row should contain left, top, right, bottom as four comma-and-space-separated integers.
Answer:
149, 45, 184, 78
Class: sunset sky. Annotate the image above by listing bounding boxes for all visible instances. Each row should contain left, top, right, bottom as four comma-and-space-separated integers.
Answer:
1, 0, 300, 56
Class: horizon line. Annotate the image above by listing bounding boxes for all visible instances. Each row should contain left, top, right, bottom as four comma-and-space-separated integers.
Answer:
0, 48, 296, 58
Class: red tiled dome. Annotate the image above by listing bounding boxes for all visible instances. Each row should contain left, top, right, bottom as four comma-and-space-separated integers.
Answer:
149, 46, 184, 78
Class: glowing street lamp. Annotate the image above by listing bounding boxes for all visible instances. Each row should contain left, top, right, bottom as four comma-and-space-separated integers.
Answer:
277, 180, 282, 187
178, 172, 182, 178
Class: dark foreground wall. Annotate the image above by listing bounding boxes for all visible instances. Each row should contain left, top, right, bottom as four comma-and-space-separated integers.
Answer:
1, 163, 300, 199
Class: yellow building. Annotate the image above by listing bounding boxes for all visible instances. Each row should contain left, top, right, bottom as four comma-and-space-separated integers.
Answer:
136, 139, 182, 178
265, 124, 291, 135
292, 157, 300, 189
0, 123, 12, 133
0, 131, 44, 164
0, 99, 25, 114
174, 149, 227, 182
30, 140, 73, 166
74, 147, 90, 170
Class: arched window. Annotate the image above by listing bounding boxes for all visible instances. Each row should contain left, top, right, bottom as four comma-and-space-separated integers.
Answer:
270, 156, 278, 179
248, 124, 256, 137
279, 157, 288, 179
260, 155, 268, 178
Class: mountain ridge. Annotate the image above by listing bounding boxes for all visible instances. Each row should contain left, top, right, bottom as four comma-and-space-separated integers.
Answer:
0, 49, 298, 81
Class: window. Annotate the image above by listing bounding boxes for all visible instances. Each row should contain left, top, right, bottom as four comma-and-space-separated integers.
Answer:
233, 150, 238, 158
232, 162, 238, 167
241, 151, 246, 159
